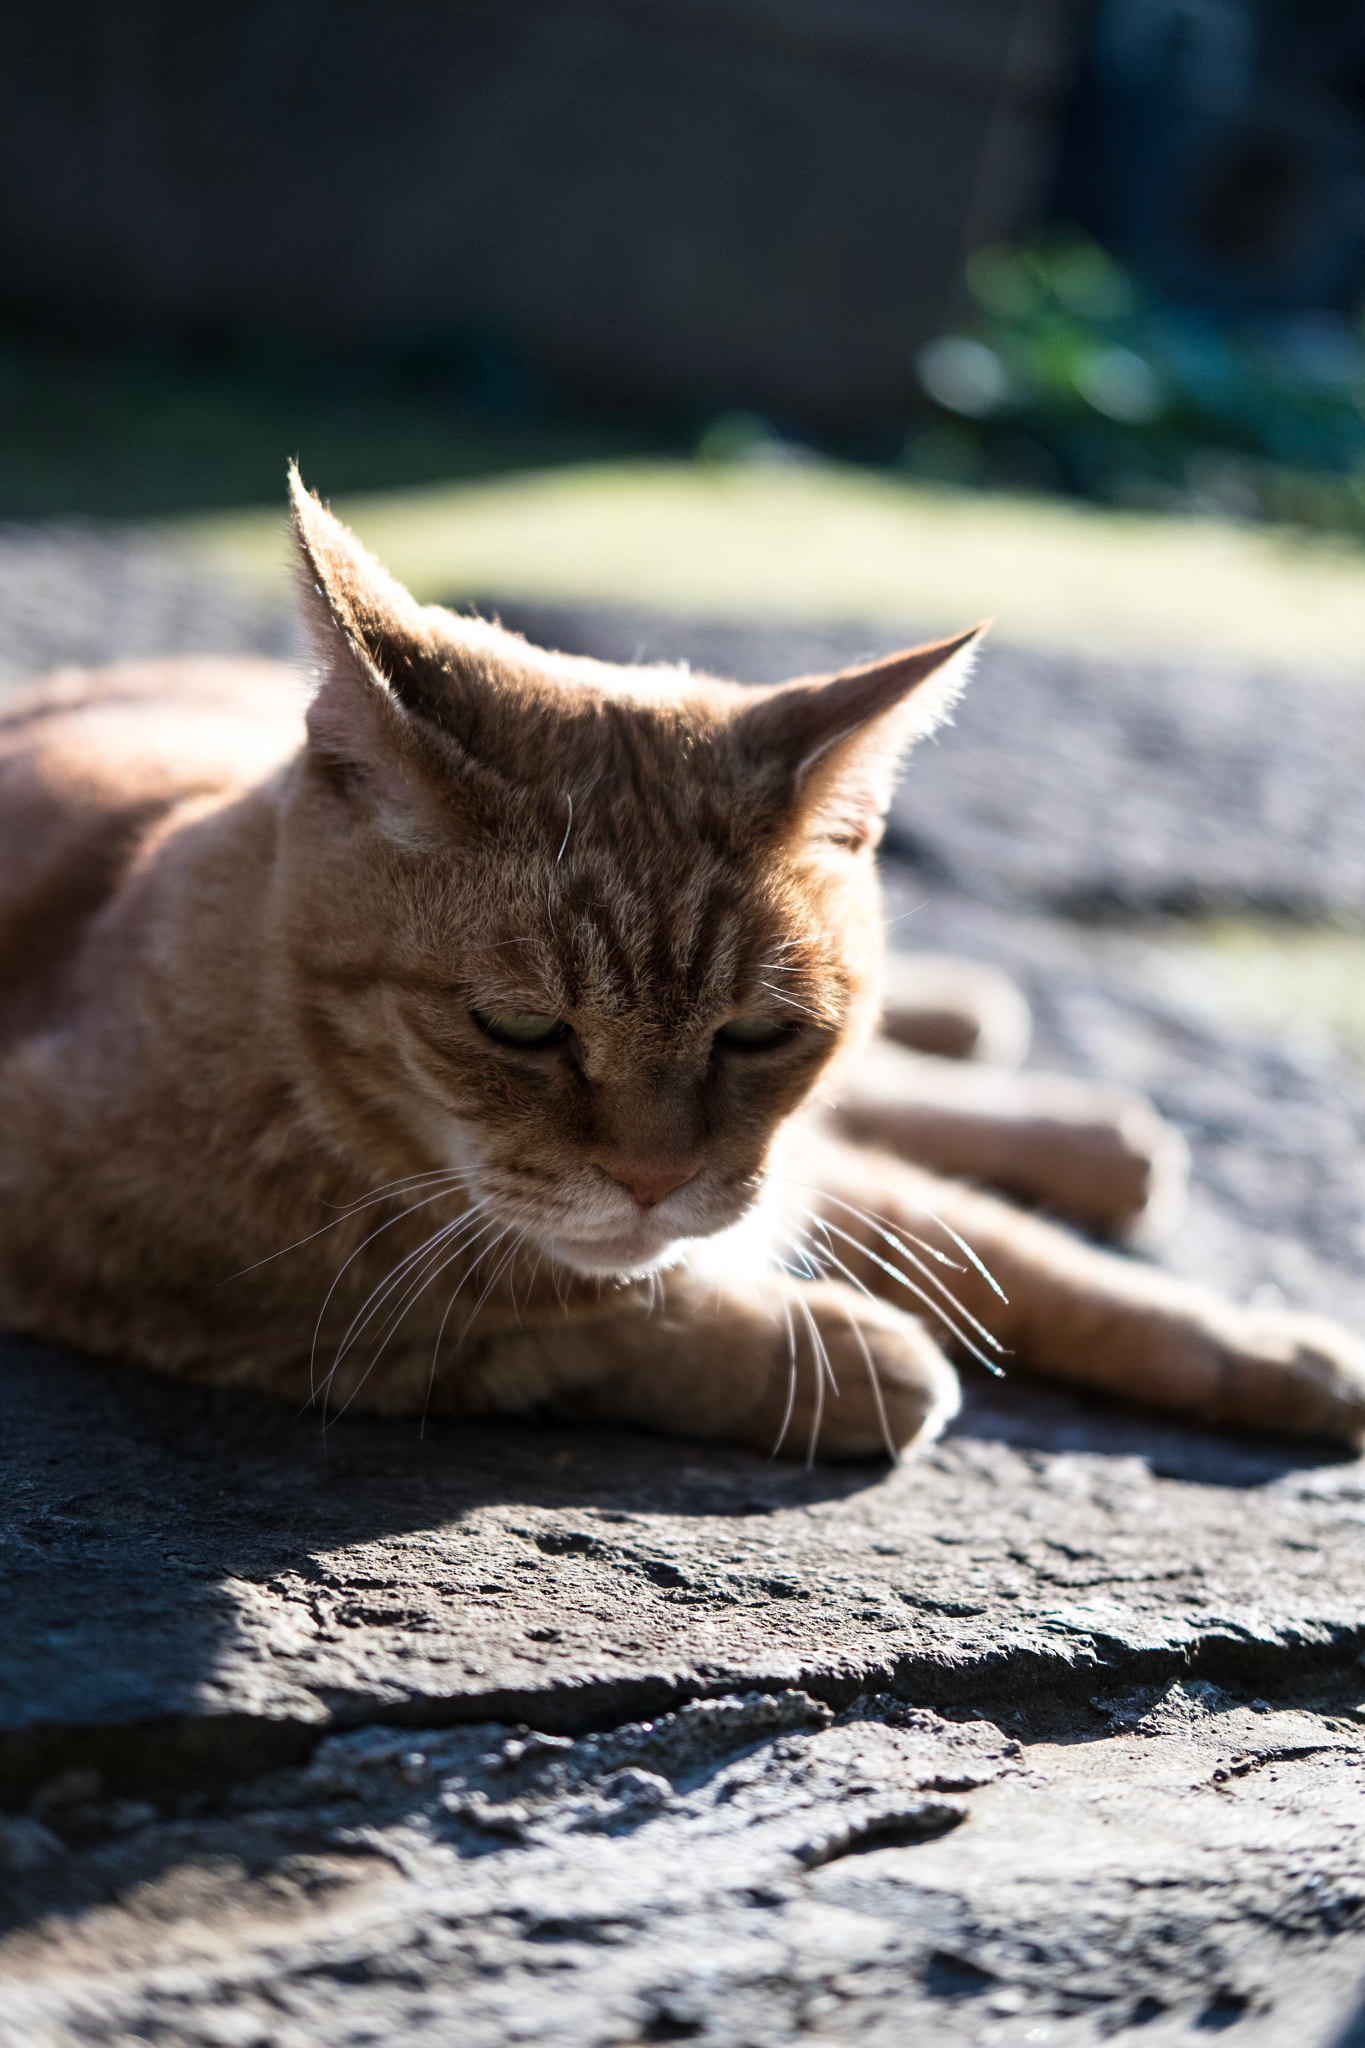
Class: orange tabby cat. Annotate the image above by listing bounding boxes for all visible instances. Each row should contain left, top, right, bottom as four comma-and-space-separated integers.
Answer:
0, 470, 1361, 1460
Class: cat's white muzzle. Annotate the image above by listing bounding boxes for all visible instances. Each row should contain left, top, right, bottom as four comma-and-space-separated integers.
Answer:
541, 1214, 692, 1278
539, 1175, 769, 1280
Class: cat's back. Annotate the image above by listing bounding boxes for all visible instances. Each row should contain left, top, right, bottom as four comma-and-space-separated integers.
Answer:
0, 656, 303, 1037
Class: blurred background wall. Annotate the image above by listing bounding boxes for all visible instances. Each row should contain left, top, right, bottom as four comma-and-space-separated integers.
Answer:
5, 1, 1365, 429
0, 0, 1085, 424
4, 0, 1365, 539
1058, 0, 1365, 314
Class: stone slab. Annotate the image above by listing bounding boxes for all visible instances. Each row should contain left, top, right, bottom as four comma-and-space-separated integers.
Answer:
8, 563, 1365, 2042
6, 1333, 1365, 1792
879, 877, 1365, 1329
5, 1670, 1365, 2045
0, 527, 297, 690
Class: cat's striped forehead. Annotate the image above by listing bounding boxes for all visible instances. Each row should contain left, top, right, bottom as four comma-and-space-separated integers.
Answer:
468, 839, 843, 1036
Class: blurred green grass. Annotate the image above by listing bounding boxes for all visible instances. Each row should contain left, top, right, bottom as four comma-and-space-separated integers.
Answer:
4, 332, 1364, 672
0, 335, 668, 519
1171, 920, 1365, 1057
184, 458, 1365, 673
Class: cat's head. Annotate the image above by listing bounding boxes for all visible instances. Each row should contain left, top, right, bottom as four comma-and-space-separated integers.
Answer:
279, 469, 981, 1277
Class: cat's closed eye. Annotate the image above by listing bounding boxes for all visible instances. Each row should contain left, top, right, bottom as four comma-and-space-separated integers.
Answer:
714, 1017, 795, 1050
473, 1010, 573, 1048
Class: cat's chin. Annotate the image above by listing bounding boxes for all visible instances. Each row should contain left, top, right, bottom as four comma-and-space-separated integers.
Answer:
538, 1221, 694, 1280
540, 1199, 766, 1281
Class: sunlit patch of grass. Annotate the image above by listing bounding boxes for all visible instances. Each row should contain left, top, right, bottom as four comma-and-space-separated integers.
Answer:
1165, 919, 1365, 1054
181, 459, 1365, 674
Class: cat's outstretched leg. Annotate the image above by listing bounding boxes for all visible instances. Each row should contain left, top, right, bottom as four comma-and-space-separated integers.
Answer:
803, 1133, 1365, 1446
458, 1270, 960, 1461
880, 952, 1033, 1066
831, 1037, 1188, 1239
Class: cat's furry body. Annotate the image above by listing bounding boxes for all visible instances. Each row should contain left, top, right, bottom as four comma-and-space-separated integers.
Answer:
1, 473, 1362, 1459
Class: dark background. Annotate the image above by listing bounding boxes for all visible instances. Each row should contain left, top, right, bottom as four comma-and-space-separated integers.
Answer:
2, 0, 1364, 513
0, 1, 1079, 422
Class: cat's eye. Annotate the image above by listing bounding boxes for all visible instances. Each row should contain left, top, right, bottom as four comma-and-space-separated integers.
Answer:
714, 1016, 794, 1050
474, 1009, 572, 1048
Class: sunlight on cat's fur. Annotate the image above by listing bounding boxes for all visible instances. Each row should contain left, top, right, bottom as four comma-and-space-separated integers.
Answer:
0, 467, 1362, 1464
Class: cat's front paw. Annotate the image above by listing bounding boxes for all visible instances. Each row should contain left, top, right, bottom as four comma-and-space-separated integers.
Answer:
1204, 1309, 1365, 1446
748, 1283, 960, 1462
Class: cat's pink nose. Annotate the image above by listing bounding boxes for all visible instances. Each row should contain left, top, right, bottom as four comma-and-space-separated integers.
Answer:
600, 1163, 695, 1210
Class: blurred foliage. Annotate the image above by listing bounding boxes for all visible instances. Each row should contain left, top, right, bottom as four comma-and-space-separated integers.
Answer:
10, 236, 1365, 550
0, 331, 671, 520
908, 232, 1365, 538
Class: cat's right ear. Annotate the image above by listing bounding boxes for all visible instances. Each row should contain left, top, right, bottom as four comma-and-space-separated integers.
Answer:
289, 467, 468, 850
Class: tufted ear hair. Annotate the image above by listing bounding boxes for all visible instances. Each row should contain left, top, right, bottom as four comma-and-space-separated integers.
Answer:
735, 626, 986, 851
288, 467, 546, 847
289, 464, 469, 722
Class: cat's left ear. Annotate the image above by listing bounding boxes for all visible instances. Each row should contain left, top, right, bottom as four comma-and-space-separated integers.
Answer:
736, 626, 985, 851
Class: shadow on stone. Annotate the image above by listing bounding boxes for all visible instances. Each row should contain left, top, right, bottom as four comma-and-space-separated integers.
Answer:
949, 1365, 1358, 1489
6, 1324, 1361, 1830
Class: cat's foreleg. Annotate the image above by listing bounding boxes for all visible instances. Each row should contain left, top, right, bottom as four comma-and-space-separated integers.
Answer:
830, 1037, 1188, 1238
459, 1266, 960, 1461
804, 1133, 1365, 1445
880, 952, 1032, 1066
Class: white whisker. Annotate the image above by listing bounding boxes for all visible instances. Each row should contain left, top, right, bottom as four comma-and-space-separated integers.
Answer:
795, 1202, 1005, 1358
355, 1203, 500, 1368
759, 982, 826, 1022
838, 1297, 898, 1465
774, 1227, 897, 1461
778, 1232, 845, 1399
329, 1207, 504, 1431
325, 1207, 486, 1385
226, 1168, 472, 1280
324, 1219, 488, 1428
802, 1212, 1005, 1377
795, 1295, 830, 1468
783, 1177, 1002, 1299
521, 1244, 545, 1323
451, 1225, 520, 1348
423, 1232, 506, 1436
320, 1206, 498, 1422
329, 1168, 477, 1213
442, 1224, 537, 1362
307, 1185, 477, 1406
770, 1293, 799, 1460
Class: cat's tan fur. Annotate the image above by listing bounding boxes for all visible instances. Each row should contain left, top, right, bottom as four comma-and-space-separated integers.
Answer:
1, 471, 1362, 1459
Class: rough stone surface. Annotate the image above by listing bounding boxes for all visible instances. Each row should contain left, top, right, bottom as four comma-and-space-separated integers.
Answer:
0, 525, 298, 689
6, 553, 1365, 2044
7, 1330, 1365, 2047
6, 1336, 1365, 1775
